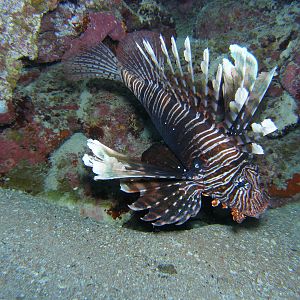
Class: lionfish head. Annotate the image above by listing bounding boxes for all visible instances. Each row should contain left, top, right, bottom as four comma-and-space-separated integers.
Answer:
229, 164, 269, 223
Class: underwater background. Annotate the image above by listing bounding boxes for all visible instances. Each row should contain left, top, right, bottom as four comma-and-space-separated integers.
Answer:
0, 0, 299, 299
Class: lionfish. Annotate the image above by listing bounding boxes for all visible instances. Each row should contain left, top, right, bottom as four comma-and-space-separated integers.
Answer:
65, 31, 277, 226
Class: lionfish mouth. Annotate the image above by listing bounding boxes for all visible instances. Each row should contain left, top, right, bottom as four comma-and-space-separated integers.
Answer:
230, 191, 270, 223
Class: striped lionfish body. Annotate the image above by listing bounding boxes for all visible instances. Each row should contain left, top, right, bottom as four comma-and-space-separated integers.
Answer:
65, 31, 277, 225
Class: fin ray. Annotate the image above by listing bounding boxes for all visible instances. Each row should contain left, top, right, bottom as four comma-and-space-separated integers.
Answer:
63, 43, 121, 81
83, 139, 184, 180
126, 180, 203, 226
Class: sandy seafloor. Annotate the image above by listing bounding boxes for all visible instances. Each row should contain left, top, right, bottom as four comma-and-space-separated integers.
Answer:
0, 188, 299, 300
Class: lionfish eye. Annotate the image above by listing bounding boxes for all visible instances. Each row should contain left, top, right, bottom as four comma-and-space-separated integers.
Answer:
191, 158, 202, 170
234, 177, 250, 189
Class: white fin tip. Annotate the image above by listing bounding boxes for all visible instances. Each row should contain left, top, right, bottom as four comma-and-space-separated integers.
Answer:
251, 119, 277, 136
251, 143, 264, 155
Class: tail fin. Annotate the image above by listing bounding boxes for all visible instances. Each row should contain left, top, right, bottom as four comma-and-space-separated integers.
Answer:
63, 43, 122, 82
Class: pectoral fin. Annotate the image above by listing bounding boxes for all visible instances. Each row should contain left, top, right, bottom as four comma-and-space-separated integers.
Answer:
123, 179, 203, 226
83, 139, 184, 180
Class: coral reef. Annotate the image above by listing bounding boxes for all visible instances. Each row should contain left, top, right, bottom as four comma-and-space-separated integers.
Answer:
62, 12, 126, 60
122, 0, 176, 38
0, 0, 127, 125
44, 133, 87, 194
0, 0, 299, 221
281, 55, 300, 103
37, 2, 86, 63
38, 2, 126, 63
0, 0, 60, 125
0, 61, 157, 222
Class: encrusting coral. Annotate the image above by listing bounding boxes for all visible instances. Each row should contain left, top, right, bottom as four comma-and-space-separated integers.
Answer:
0, 0, 299, 221
0, 0, 60, 124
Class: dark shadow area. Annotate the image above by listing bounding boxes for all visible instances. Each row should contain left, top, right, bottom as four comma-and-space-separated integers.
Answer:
81, 166, 266, 232
122, 193, 263, 233
20, 57, 59, 68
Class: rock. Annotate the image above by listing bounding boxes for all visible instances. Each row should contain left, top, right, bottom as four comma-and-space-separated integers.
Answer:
281, 59, 300, 103
62, 12, 126, 61
0, 0, 60, 124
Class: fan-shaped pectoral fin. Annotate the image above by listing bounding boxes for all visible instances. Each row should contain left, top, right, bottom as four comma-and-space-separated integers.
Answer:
123, 179, 204, 226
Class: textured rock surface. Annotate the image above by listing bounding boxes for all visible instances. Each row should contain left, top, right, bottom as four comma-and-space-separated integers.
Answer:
0, 0, 299, 207
0, 0, 60, 123
62, 12, 126, 60
0, 0, 126, 124
0, 63, 157, 211
37, 2, 86, 63
0, 189, 299, 299
122, 0, 175, 34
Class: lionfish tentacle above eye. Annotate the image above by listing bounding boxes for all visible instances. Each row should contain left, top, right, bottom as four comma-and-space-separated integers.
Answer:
65, 31, 277, 226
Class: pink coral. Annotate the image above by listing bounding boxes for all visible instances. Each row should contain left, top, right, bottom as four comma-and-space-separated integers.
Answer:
0, 101, 15, 125
63, 12, 126, 60
281, 57, 300, 103
0, 122, 71, 174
